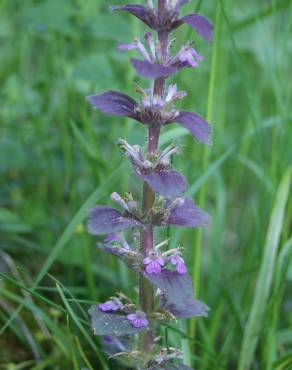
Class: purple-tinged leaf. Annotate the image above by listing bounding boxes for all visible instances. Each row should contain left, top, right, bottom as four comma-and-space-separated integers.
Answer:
175, 13, 213, 42
131, 58, 177, 79
175, 111, 212, 145
89, 305, 146, 336
101, 335, 129, 356
111, 4, 155, 29
148, 365, 193, 370
146, 270, 209, 318
87, 90, 137, 118
164, 365, 193, 370
166, 197, 210, 228
88, 206, 141, 235
138, 168, 188, 198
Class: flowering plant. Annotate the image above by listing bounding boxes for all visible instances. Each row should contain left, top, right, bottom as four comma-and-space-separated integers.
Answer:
86, 1, 213, 368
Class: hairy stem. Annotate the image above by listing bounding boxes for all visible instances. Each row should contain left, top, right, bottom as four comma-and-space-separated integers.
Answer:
139, 0, 168, 353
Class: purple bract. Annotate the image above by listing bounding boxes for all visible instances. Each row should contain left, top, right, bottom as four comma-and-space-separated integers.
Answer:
111, 2, 213, 41
87, 89, 211, 145
165, 197, 210, 228
87, 205, 141, 235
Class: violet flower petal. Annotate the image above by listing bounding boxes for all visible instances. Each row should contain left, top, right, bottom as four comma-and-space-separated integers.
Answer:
176, 261, 187, 274
145, 270, 209, 318
174, 13, 213, 42
145, 260, 162, 274
170, 254, 188, 274
166, 197, 210, 228
126, 313, 137, 321
127, 312, 148, 328
175, 111, 212, 145
88, 206, 141, 235
138, 168, 188, 198
99, 300, 121, 312
89, 305, 146, 336
111, 5, 155, 29
133, 318, 148, 328
156, 256, 165, 266
87, 90, 138, 119
143, 257, 152, 265
131, 58, 177, 79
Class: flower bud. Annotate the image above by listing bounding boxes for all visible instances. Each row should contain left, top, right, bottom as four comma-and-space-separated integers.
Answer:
111, 192, 129, 212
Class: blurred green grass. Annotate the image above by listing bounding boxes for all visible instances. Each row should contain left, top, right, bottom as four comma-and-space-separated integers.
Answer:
0, 0, 291, 369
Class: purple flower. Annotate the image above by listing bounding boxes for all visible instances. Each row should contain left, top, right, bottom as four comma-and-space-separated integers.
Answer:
171, 45, 203, 68
127, 311, 148, 328
111, 4, 213, 79
143, 253, 165, 274
99, 299, 122, 312
116, 30, 206, 79
169, 251, 187, 274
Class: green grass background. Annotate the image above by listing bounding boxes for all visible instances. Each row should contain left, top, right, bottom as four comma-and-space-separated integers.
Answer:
0, 0, 291, 369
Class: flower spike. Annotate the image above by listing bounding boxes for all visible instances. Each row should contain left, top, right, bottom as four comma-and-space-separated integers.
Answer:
86, 1, 213, 367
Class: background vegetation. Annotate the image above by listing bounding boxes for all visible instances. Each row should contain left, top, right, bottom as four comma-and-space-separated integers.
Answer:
0, 0, 291, 369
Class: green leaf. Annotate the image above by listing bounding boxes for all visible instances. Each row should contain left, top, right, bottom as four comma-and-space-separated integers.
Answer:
0, 208, 31, 233
23, 0, 76, 35
272, 352, 292, 369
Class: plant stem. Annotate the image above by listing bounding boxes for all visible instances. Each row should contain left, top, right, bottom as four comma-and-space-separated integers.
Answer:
139, 0, 168, 352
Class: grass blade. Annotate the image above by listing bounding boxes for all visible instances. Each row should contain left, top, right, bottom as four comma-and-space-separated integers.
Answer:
238, 168, 292, 370
0, 163, 126, 335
